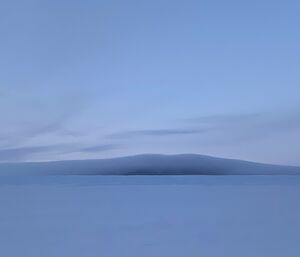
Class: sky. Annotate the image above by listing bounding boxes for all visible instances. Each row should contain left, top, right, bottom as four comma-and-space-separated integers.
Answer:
0, 0, 300, 164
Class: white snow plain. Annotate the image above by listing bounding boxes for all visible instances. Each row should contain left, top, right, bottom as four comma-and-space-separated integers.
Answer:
1, 175, 300, 257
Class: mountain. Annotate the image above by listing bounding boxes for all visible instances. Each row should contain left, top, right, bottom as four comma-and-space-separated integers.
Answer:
0, 154, 300, 176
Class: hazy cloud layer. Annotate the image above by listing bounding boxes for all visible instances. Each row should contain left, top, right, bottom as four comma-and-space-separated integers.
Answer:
0, 145, 69, 162
79, 144, 120, 153
0, 86, 87, 150
187, 113, 262, 125
110, 128, 208, 139
186, 112, 300, 142
1, 109, 300, 163
1, 0, 300, 164
0, 143, 120, 162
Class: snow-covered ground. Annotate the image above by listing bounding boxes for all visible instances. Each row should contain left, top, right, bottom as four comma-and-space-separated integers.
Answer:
1, 176, 300, 257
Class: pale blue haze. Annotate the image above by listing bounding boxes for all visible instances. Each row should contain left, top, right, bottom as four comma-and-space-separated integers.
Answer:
1, 0, 300, 164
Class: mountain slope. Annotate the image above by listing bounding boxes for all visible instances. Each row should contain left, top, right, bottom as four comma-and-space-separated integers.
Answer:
0, 154, 300, 176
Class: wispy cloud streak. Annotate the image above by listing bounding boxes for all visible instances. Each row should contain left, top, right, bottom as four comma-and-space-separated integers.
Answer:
110, 128, 208, 139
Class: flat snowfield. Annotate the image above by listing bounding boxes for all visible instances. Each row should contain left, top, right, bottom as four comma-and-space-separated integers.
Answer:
1, 176, 300, 257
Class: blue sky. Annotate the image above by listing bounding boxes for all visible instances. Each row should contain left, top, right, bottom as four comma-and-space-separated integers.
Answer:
1, 0, 300, 164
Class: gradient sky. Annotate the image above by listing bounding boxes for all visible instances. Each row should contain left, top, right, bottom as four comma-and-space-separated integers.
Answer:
1, 0, 300, 164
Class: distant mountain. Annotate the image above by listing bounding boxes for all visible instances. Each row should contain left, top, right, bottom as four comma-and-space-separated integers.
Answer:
0, 154, 300, 176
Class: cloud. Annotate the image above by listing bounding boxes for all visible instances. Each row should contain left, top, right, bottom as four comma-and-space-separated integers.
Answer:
187, 113, 262, 124
185, 112, 300, 144
0, 118, 80, 150
109, 128, 208, 139
0, 145, 70, 162
79, 144, 119, 153
0, 86, 88, 149
0, 143, 120, 162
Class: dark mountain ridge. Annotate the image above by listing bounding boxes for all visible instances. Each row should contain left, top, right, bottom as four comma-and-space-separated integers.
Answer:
0, 154, 300, 176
